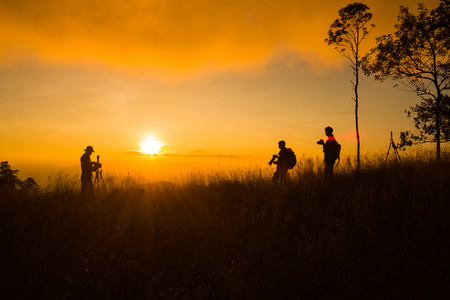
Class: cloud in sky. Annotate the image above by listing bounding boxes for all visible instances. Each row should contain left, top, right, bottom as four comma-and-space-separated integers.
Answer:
1, 0, 430, 73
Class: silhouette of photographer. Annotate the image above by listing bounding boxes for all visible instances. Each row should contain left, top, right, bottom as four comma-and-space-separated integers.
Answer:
317, 127, 341, 180
80, 146, 102, 194
269, 140, 290, 187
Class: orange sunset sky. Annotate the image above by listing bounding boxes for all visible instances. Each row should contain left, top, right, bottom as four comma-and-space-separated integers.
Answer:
0, 0, 444, 181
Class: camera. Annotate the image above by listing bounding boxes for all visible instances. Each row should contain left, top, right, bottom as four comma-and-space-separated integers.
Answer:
317, 139, 325, 145
268, 154, 278, 166
93, 155, 102, 169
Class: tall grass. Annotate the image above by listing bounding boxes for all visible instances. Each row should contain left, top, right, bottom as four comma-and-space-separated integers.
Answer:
0, 154, 449, 299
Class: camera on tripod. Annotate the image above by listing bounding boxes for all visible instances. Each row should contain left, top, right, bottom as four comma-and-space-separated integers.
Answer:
94, 155, 105, 186
92, 155, 102, 169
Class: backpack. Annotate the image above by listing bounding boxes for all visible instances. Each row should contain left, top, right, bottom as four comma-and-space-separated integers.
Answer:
327, 141, 341, 162
286, 148, 297, 169
336, 143, 341, 160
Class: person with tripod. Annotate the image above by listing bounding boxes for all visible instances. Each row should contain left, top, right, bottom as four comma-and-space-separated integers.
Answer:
80, 146, 102, 195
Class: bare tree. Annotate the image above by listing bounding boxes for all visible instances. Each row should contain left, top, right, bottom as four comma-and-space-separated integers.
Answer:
326, 2, 374, 170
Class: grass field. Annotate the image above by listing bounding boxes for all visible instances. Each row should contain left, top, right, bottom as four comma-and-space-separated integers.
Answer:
1, 154, 449, 299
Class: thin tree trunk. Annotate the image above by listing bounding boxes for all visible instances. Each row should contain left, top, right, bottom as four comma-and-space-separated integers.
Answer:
355, 49, 361, 171
355, 87, 360, 170
436, 94, 441, 162
434, 53, 441, 163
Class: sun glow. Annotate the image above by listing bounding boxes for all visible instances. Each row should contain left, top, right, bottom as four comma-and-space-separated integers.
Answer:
140, 136, 163, 155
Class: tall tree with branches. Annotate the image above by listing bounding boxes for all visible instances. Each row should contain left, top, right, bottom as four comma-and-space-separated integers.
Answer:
363, 0, 450, 161
326, 2, 374, 170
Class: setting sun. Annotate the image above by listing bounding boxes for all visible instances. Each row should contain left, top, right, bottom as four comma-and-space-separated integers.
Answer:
140, 137, 163, 155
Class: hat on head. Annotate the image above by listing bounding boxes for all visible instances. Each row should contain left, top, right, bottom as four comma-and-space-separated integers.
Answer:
84, 146, 94, 152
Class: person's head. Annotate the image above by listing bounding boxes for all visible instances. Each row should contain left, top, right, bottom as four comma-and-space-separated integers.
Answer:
325, 126, 334, 137
84, 146, 95, 154
278, 140, 286, 149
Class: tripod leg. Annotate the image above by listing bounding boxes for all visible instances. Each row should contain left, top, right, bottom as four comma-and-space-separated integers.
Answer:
393, 146, 401, 163
385, 143, 392, 165
96, 169, 108, 193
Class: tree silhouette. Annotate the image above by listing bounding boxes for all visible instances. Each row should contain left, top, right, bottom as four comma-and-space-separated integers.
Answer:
363, 0, 450, 161
0, 161, 22, 194
400, 95, 450, 149
20, 177, 40, 196
0, 161, 40, 195
325, 2, 374, 171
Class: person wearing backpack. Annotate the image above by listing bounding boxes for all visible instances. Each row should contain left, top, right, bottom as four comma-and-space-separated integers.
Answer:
317, 126, 341, 180
269, 140, 296, 187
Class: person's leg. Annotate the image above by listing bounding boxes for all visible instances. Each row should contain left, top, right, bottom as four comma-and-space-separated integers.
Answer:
272, 171, 279, 186
81, 177, 94, 195
324, 163, 334, 181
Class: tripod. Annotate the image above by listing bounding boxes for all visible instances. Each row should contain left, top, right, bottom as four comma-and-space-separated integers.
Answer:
385, 131, 401, 165
94, 155, 107, 192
